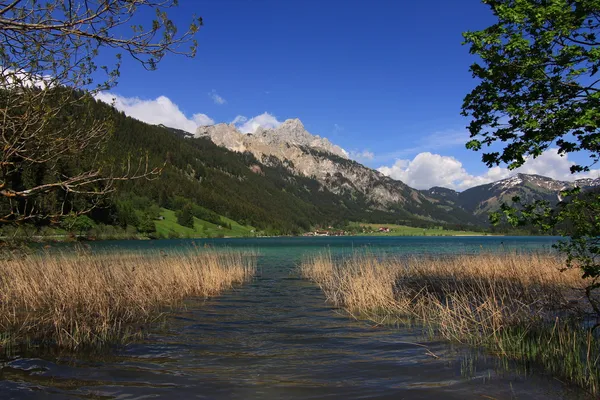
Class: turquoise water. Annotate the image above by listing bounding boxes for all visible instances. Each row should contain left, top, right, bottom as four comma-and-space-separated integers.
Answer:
85, 235, 561, 255
0, 236, 590, 399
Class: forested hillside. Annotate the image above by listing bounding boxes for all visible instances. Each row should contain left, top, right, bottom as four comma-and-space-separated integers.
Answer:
54, 99, 478, 237
0, 96, 490, 239
100, 98, 495, 236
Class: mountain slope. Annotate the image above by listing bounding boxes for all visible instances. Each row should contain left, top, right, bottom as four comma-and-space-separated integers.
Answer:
422, 173, 600, 219
195, 120, 481, 226
77, 102, 600, 233
106, 117, 371, 234
14, 94, 598, 238
83, 101, 487, 235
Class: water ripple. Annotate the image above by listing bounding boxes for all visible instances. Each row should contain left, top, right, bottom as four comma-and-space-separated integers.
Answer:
1, 237, 590, 399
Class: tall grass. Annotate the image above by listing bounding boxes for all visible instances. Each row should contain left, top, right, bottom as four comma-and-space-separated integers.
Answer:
300, 252, 600, 394
0, 249, 255, 350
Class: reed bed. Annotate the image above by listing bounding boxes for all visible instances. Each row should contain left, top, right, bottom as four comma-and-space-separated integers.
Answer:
0, 249, 256, 350
300, 252, 600, 394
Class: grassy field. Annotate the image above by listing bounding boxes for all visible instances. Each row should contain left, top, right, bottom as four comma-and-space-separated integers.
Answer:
155, 208, 256, 239
350, 222, 489, 236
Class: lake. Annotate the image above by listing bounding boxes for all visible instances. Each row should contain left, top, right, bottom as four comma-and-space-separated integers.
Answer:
0, 236, 590, 399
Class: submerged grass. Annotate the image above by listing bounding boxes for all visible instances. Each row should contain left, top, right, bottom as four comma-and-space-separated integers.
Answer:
0, 249, 256, 351
300, 252, 600, 395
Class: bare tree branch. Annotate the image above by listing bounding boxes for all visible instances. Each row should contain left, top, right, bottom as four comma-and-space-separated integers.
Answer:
0, 1, 200, 225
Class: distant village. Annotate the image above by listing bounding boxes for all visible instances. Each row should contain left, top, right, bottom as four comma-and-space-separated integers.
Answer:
303, 226, 391, 236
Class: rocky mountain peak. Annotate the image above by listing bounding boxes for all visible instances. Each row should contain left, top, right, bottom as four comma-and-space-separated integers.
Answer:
195, 118, 348, 159
427, 186, 459, 197
425, 172, 600, 219
575, 176, 600, 188
501, 173, 600, 192
254, 118, 308, 144
278, 118, 305, 133
195, 123, 248, 153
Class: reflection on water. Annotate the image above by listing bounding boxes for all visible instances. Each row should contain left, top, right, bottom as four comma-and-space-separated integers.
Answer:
0, 236, 591, 399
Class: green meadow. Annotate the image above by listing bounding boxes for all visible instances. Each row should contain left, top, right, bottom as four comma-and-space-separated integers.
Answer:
155, 209, 256, 239
350, 222, 489, 237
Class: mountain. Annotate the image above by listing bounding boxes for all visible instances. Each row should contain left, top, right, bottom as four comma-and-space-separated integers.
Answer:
11, 93, 597, 239
104, 116, 394, 235
70, 101, 488, 236
195, 120, 480, 226
422, 173, 600, 219
118, 113, 600, 232
8, 96, 449, 237
197, 119, 347, 159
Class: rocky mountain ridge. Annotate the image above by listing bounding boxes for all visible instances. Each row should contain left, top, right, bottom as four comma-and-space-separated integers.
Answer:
423, 173, 600, 219
195, 119, 480, 225
194, 119, 599, 225
196, 119, 347, 159
490, 174, 600, 193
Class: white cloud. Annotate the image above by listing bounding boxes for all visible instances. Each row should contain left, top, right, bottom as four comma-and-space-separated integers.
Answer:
209, 90, 226, 105
1, 68, 54, 89
231, 115, 248, 125
514, 149, 598, 181
378, 149, 600, 191
348, 149, 374, 161
95, 92, 214, 133
235, 112, 281, 133
378, 153, 489, 190
193, 113, 214, 126
95, 93, 285, 136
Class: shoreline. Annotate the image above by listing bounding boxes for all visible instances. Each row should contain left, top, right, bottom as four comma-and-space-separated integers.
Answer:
2, 232, 520, 244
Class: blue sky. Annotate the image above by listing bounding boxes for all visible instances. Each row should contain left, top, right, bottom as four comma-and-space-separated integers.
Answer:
98, 0, 600, 190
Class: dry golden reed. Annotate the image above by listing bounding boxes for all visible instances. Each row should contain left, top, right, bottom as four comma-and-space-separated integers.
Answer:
300, 252, 583, 329
300, 252, 599, 394
0, 249, 256, 350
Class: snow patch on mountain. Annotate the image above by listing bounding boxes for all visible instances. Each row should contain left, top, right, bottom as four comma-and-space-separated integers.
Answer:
492, 175, 523, 190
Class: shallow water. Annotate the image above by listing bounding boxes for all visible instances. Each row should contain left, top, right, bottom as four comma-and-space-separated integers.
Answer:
0, 236, 590, 399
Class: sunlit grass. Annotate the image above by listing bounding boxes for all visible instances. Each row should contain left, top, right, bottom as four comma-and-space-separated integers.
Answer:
349, 222, 488, 236
155, 208, 255, 238
0, 249, 256, 351
300, 252, 599, 394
